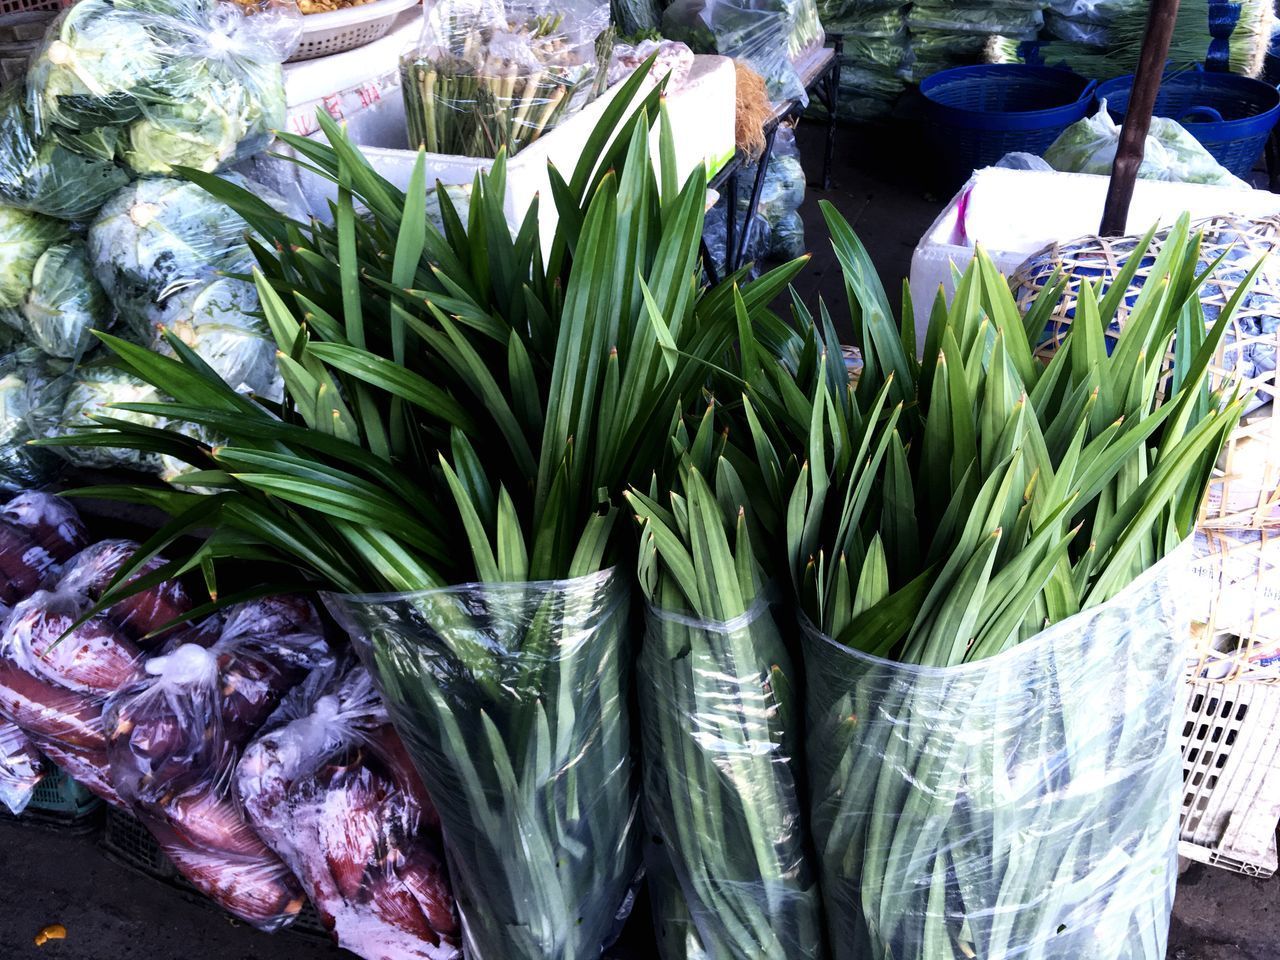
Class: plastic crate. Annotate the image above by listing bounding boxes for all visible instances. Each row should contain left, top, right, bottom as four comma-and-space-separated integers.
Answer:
1179, 678, 1280, 876
100, 806, 179, 881
0, 768, 103, 834
1098, 71, 1280, 179
919, 64, 1096, 185
0, 0, 60, 13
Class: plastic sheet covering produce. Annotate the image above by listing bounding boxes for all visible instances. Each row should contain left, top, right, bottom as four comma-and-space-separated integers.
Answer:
747, 124, 805, 261
610, 0, 662, 39
640, 596, 823, 959
663, 0, 821, 104
104, 596, 329, 931
0, 719, 46, 815
26, 0, 300, 175
0, 205, 67, 309
607, 39, 696, 90
1044, 102, 1249, 189
0, 586, 148, 807
326, 569, 640, 960
18, 241, 113, 360
1, 490, 87, 566
0, 88, 128, 221
59, 538, 192, 645
645, 838, 710, 960
804, 545, 1190, 960
238, 659, 463, 959
399, 0, 610, 158
53, 364, 164, 472
0, 349, 68, 492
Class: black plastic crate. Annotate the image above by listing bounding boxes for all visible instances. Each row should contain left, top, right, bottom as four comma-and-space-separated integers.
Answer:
99, 807, 179, 881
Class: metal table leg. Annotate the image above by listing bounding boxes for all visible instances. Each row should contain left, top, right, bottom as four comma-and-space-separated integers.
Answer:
732, 123, 780, 272
822, 35, 843, 190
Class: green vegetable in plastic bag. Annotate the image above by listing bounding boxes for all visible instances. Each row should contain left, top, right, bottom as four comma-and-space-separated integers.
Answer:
1044, 102, 1249, 188
0, 89, 129, 221
20, 242, 112, 360
0, 348, 68, 491
0, 207, 68, 310
55, 363, 163, 472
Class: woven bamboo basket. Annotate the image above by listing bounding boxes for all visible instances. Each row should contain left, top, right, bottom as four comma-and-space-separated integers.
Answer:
1188, 528, 1280, 681
1010, 214, 1280, 530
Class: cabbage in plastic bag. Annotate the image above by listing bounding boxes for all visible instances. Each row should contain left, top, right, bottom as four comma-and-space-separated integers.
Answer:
20, 242, 113, 360
1044, 102, 1250, 189
0, 206, 68, 309
87, 175, 255, 335
54, 364, 163, 472
0, 349, 68, 492
0, 89, 129, 221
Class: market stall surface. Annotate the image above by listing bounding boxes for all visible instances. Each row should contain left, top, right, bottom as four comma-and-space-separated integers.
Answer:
0, 119, 1273, 960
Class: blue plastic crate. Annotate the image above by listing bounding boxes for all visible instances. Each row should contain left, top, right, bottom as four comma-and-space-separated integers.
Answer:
921, 64, 1096, 185
1098, 70, 1280, 178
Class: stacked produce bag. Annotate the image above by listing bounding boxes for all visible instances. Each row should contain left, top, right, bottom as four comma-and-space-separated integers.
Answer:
400, 0, 612, 158
906, 0, 1044, 79
988, 0, 1275, 78
816, 0, 907, 120
0, 0, 301, 491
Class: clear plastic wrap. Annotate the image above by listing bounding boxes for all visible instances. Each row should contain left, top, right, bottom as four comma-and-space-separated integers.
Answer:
663, 0, 820, 103
19, 241, 113, 361
803, 545, 1190, 960
0, 586, 149, 807
27, 0, 299, 175
639, 597, 823, 959
0, 205, 68, 309
746, 124, 805, 262
326, 569, 640, 960
0, 88, 129, 221
607, 39, 696, 90
237, 659, 463, 959
103, 596, 329, 931
59, 539, 194, 645
1044, 102, 1250, 189
1, 490, 87, 566
53, 365, 164, 473
0, 349, 69, 492
0, 719, 47, 815
401, 0, 610, 158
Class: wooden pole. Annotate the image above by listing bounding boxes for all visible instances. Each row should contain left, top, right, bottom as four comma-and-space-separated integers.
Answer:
1099, 0, 1181, 236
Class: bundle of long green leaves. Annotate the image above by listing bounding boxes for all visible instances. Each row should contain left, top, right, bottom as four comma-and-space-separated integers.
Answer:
627, 390, 824, 960
757, 204, 1254, 960
49, 67, 807, 960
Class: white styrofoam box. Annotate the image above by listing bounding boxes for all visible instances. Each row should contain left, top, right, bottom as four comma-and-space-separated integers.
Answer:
260, 54, 737, 254
282, 7, 420, 138
908, 168, 1280, 350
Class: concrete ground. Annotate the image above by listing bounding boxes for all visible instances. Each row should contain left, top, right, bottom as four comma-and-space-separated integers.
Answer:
0, 116, 1273, 960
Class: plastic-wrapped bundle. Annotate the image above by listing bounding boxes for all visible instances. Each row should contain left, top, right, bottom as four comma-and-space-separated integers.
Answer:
86, 176, 256, 337
907, 0, 1044, 79
0, 719, 47, 815
746, 125, 805, 261
0, 349, 69, 492
0, 205, 67, 309
104, 596, 329, 930
2, 490, 87, 566
326, 570, 640, 960
1044, 102, 1250, 189
804, 547, 1189, 960
400, 0, 610, 158
27, 0, 300, 175
53, 365, 164, 472
664, 0, 821, 103
0, 587, 148, 806
610, 0, 662, 39
607, 39, 697, 91
703, 204, 771, 279
18, 241, 113, 360
238, 660, 462, 959
640, 598, 823, 959
59, 538, 192, 644
0, 88, 129, 221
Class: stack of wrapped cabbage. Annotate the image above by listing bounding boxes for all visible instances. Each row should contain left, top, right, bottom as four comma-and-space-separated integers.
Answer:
0, 0, 301, 488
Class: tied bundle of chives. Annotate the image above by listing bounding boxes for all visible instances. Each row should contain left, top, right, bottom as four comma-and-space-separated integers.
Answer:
626, 394, 825, 960
763, 204, 1254, 960
51, 66, 810, 960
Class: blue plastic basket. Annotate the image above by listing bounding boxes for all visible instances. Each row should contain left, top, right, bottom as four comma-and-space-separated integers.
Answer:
1097, 71, 1280, 178
920, 64, 1097, 184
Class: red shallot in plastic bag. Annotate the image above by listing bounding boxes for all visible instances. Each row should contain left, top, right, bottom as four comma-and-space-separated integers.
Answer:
59, 539, 192, 645
104, 596, 331, 931
238, 661, 461, 959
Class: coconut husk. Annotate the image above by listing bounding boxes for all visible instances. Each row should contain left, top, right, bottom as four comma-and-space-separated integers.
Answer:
735, 61, 770, 161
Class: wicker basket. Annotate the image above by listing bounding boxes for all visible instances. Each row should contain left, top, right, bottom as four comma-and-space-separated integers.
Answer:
1011, 214, 1280, 528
